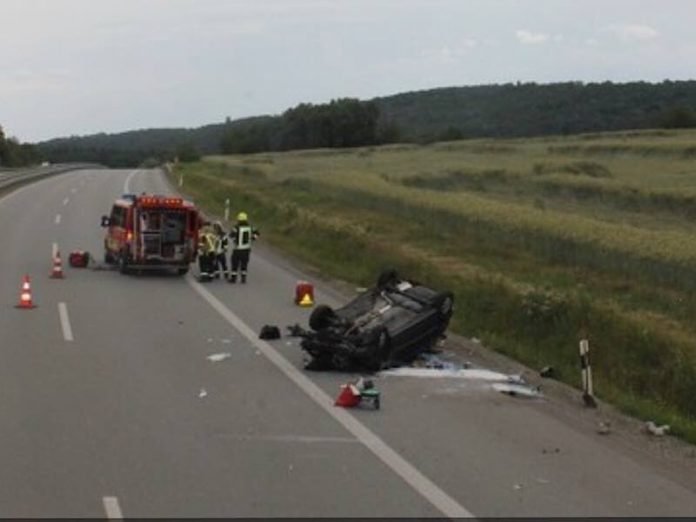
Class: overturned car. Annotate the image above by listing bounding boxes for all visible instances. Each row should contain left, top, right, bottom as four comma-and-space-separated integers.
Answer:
300, 270, 454, 371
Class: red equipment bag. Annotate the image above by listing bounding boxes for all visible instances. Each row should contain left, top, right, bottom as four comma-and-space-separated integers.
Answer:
69, 251, 90, 268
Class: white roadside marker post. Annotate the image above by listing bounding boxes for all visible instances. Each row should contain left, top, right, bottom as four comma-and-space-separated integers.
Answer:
224, 198, 230, 222
580, 339, 597, 408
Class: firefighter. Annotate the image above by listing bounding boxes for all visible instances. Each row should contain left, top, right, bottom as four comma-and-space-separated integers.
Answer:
212, 221, 229, 279
197, 223, 217, 282
228, 211, 259, 283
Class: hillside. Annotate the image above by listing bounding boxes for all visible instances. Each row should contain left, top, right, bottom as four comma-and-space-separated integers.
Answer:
377, 80, 696, 140
36, 80, 696, 167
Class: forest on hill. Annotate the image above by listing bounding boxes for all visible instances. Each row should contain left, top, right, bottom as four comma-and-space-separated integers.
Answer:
35, 80, 696, 167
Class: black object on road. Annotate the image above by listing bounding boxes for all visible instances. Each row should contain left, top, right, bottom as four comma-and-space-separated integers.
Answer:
259, 325, 281, 340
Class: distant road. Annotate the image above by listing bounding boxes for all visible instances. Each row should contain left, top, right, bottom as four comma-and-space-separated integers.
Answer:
0, 168, 694, 517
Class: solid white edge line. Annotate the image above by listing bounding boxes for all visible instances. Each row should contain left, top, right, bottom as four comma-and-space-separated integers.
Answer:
102, 496, 123, 519
58, 302, 74, 342
55, 214, 61, 225
63, 197, 69, 206
186, 277, 474, 519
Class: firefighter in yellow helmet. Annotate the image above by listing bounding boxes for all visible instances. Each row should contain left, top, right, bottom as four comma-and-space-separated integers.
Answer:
228, 211, 259, 283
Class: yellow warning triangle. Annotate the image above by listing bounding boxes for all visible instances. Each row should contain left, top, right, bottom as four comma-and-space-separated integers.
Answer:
299, 293, 314, 307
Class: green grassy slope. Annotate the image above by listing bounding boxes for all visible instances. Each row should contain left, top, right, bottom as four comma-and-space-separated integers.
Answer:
172, 128, 696, 442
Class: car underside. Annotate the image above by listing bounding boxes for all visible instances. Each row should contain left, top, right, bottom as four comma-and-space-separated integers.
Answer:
300, 270, 454, 372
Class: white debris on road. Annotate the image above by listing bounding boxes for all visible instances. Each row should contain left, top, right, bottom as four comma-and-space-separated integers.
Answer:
206, 353, 232, 362
646, 421, 670, 436
492, 382, 543, 398
198, 388, 208, 398
380, 367, 513, 381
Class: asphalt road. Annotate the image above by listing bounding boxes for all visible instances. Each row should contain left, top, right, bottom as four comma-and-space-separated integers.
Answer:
1, 168, 695, 518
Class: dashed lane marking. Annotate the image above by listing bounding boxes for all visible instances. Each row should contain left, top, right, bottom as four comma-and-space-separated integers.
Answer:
55, 214, 61, 225
102, 496, 123, 519
58, 302, 74, 342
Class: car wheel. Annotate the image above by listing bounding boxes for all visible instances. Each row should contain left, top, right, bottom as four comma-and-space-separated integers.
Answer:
118, 251, 130, 275
309, 305, 338, 331
377, 269, 399, 290
432, 291, 454, 319
177, 267, 189, 276
104, 251, 114, 264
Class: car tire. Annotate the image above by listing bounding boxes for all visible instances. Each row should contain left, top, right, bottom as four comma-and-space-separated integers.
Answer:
118, 250, 130, 275
104, 251, 114, 264
377, 269, 399, 290
177, 267, 189, 276
309, 305, 337, 331
432, 291, 454, 319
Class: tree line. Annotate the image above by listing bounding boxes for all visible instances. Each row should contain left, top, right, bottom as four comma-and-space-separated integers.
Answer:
220, 98, 383, 154
0, 126, 40, 167
34, 80, 696, 167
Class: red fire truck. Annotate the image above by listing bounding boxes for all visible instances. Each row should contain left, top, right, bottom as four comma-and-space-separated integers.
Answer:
101, 193, 201, 275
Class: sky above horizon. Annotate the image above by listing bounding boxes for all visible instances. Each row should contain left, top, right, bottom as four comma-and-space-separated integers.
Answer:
2, 0, 695, 142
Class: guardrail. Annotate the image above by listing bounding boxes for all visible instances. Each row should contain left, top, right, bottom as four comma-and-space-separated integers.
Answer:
0, 163, 102, 192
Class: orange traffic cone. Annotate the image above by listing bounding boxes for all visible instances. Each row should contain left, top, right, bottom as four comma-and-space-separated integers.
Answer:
50, 251, 64, 279
16, 275, 37, 309
334, 383, 361, 408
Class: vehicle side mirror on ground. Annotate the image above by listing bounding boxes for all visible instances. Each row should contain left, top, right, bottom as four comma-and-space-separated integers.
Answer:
101, 215, 110, 227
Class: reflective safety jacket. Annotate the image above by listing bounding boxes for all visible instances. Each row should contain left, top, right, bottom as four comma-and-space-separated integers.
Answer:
214, 234, 229, 255
229, 222, 259, 251
197, 231, 216, 256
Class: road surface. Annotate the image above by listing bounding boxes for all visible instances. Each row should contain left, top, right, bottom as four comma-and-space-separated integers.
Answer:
1, 168, 694, 517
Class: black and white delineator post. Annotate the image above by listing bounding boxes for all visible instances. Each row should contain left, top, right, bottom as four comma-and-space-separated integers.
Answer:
579, 339, 597, 408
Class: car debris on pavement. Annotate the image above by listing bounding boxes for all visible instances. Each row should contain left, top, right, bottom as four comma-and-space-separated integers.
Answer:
206, 353, 232, 362
259, 325, 281, 340
597, 420, 612, 435
645, 421, 670, 436
491, 382, 543, 398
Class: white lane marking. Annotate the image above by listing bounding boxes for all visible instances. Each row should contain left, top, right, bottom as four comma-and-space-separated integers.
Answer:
237, 434, 359, 444
63, 197, 69, 206
52, 242, 58, 258
55, 214, 61, 225
187, 278, 473, 518
58, 302, 74, 342
102, 496, 123, 519
123, 170, 139, 193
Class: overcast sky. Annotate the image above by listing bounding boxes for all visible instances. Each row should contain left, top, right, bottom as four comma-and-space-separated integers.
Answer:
2, 0, 695, 142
